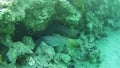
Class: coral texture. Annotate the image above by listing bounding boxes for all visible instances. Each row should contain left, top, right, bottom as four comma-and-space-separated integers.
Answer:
0, 0, 120, 68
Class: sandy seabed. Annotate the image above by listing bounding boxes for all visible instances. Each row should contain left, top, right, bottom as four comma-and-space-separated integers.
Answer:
96, 29, 120, 68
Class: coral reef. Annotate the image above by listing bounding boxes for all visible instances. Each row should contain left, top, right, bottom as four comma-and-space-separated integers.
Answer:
23, 0, 57, 32
0, 0, 120, 68
6, 41, 33, 64
55, 0, 81, 26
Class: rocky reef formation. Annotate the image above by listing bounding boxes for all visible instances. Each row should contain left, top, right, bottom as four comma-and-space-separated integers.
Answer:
0, 0, 120, 68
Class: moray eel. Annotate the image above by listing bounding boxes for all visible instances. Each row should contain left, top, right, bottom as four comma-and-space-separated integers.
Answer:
36, 34, 80, 47
41, 23, 80, 39
35, 23, 80, 48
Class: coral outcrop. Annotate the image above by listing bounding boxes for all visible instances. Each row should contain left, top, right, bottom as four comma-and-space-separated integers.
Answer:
0, 0, 120, 68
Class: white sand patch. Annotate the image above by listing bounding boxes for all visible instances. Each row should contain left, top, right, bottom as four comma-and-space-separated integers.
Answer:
95, 30, 120, 68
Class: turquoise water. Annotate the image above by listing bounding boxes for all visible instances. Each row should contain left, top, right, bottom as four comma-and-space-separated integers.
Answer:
0, 0, 120, 68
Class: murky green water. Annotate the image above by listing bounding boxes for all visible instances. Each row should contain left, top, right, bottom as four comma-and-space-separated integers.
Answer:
0, 0, 120, 68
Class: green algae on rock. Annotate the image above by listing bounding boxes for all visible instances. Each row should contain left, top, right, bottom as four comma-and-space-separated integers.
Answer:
0, 0, 120, 68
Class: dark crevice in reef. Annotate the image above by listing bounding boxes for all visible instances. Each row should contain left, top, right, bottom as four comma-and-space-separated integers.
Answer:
0, 43, 8, 61
12, 20, 81, 44
12, 22, 41, 42
12, 22, 28, 42
41, 21, 80, 39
